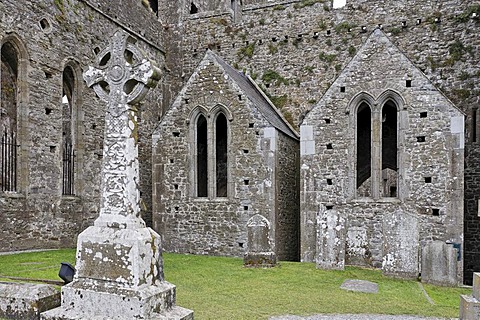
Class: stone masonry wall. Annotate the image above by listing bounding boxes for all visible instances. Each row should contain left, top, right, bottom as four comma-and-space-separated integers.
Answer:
159, 0, 479, 283
275, 131, 300, 261
152, 54, 299, 259
300, 29, 464, 279
0, 0, 164, 251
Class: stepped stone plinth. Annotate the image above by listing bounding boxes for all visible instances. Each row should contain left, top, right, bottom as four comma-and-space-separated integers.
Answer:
41, 30, 193, 320
460, 273, 480, 320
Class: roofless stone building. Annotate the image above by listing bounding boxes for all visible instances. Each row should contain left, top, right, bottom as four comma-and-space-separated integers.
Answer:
300, 29, 464, 282
152, 51, 300, 261
1, 0, 479, 285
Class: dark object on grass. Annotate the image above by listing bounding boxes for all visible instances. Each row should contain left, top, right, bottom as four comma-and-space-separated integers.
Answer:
58, 262, 76, 284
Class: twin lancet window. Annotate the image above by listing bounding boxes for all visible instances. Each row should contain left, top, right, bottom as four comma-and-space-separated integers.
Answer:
356, 99, 398, 198
195, 111, 229, 198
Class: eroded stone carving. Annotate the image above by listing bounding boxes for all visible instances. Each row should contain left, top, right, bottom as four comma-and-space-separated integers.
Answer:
41, 30, 192, 320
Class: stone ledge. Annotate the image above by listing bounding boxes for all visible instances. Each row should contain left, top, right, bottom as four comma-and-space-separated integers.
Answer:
0, 282, 60, 320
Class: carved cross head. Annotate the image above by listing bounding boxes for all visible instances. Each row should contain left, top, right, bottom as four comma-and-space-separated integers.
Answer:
83, 30, 161, 113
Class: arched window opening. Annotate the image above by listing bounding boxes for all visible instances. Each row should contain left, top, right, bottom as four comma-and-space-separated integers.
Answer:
190, 2, 198, 14
1, 42, 19, 192
149, 0, 158, 14
356, 102, 371, 197
62, 66, 75, 195
216, 113, 228, 197
197, 115, 208, 197
381, 101, 398, 197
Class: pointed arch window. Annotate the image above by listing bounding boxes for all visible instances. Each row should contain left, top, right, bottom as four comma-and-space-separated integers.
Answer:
196, 114, 208, 197
62, 66, 75, 195
356, 102, 372, 197
381, 100, 398, 197
1, 42, 19, 192
354, 93, 401, 199
215, 113, 228, 197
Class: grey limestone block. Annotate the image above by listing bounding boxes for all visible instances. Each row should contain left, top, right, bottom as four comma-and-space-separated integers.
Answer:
0, 282, 60, 320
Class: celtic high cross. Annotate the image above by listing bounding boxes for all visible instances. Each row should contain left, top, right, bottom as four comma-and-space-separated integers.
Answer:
83, 30, 161, 229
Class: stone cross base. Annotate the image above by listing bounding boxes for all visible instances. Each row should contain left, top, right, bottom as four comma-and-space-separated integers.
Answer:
40, 226, 193, 320
244, 252, 276, 268
460, 273, 480, 320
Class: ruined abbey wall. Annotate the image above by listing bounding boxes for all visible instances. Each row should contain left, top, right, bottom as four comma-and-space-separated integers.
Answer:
158, 0, 479, 282
0, 0, 164, 251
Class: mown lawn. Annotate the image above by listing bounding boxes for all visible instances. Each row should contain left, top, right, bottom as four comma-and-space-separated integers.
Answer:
0, 249, 470, 319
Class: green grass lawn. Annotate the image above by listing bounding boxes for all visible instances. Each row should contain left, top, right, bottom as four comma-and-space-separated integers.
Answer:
0, 249, 470, 319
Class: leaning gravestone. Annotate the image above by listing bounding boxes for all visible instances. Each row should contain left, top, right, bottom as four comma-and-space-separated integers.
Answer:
41, 30, 193, 320
244, 214, 276, 267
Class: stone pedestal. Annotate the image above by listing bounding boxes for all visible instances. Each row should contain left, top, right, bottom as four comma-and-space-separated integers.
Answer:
41, 226, 193, 320
460, 273, 480, 320
41, 30, 193, 320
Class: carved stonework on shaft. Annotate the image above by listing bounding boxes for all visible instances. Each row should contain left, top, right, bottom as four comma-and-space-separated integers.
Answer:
83, 30, 161, 229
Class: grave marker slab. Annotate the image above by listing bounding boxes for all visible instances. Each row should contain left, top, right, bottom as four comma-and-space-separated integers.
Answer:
244, 214, 276, 267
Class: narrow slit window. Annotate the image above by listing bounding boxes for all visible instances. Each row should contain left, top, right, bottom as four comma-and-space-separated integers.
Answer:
197, 115, 208, 197
473, 109, 477, 143
216, 113, 228, 197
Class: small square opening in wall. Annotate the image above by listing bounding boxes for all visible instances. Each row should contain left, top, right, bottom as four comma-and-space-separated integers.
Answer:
340, 86, 345, 92
244, 206, 248, 210
327, 179, 333, 185
45, 108, 52, 115
417, 136, 426, 142
424, 177, 432, 183
185, 98, 189, 104
326, 30, 331, 35
326, 205, 334, 210
173, 131, 180, 137
406, 79, 412, 87
174, 184, 179, 190
243, 149, 249, 154
49, 146, 56, 153
432, 208, 440, 216
326, 143, 333, 149
238, 242, 244, 248
170, 159, 174, 164
416, 18, 422, 25
244, 179, 249, 185
44, 71, 52, 79
420, 112, 427, 118
249, 123, 254, 128
324, 118, 331, 124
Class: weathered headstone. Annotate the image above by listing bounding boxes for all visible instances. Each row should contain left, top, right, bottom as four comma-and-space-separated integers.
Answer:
41, 30, 193, 320
421, 241, 458, 286
0, 282, 60, 320
244, 214, 276, 267
382, 211, 418, 278
460, 273, 480, 319
316, 208, 346, 270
